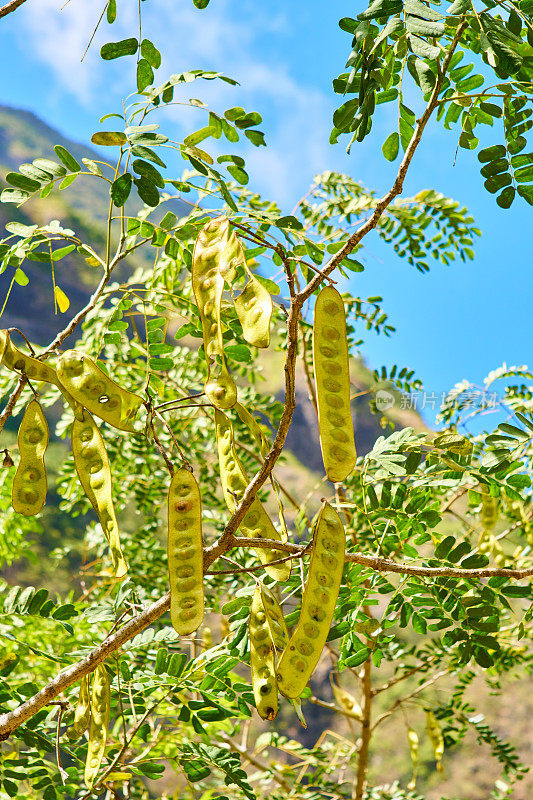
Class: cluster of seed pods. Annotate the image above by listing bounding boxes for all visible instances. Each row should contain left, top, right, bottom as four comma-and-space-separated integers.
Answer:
167, 467, 204, 635
71, 412, 127, 578
249, 584, 278, 720
276, 501, 345, 699
84, 664, 110, 789
12, 400, 49, 516
312, 287, 357, 483
192, 217, 239, 410
58, 350, 142, 432
214, 408, 290, 582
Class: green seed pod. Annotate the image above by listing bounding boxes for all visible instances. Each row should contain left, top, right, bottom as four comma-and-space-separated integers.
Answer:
234, 403, 288, 540
67, 674, 91, 740
480, 487, 499, 530
234, 256, 272, 349
58, 350, 142, 432
168, 467, 204, 635
234, 402, 269, 458
330, 676, 362, 719
72, 412, 127, 578
276, 501, 345, 699
220, 615, 230, 639
259, 583, 290, 651
192, 217, 239, 409
214, 408, 290, 582
12, 400, 48, 516
312, 287, 357, 483
425, 710, 444, 774
249, 584, 278, 720
0, 330, 83, 419
84, 664, 110, 789
202, 626, 213, 649
407, 727, 419, 790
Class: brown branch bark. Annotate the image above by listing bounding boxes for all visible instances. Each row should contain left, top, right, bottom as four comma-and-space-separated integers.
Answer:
0, 0, 27, 19
1, 534, 530, 740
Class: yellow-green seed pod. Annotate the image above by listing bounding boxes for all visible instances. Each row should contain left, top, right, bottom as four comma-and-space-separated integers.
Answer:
72, 412, 127, 578
260, 583, 290, 651
250, 584, 278, 720
58, 350, 142, 432
478, 529, 508, 566
220, 615, 230, 640
0, 330, 7, 364
330, 677, 362, 720
312, 287, 356, 483
214, 408, 290, 582
425, 710, 444, 774
84, 664, 110, 789
168, 467, 204, 636
407, 727, 419, 790
234, 402, 269, 458
67, 674, 91, 740
12, 400, 48, 516
234, 263, 272, 349
0, 330, 83, 419
276, 501, 345, 699
1, 330, 57, 383
234, 403, 289, 541
192, 217, 239, 409
480, 487, 499, 531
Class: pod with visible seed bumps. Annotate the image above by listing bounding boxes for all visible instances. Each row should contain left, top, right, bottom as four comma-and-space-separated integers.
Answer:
260, 583, 290, 651
84, 664, 110, 789
312, 287, 356, 483
0, 330, 83, 419
58, 350, 142, 432
72, 412, 127, 577
214, 408, 290, 582
67, 674, 91, 740
425, 710, 444, 774
480, 486, 499, 530
12, 400, 48, 516
192, 217, 239, 409
250, 584, 278, 720
234, 255, 272, 349
276, 501, 345, 699
168, 467, 204, 635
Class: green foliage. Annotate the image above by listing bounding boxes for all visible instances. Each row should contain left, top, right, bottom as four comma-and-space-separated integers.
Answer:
0, 2, 532, 800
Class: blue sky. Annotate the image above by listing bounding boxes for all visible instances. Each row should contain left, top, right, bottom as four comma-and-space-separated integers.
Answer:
0, 0, 530, 423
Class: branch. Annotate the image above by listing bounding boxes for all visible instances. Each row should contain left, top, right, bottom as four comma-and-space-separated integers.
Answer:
0, 0, 27, 20
0, 374, 25, 434
298, 21, 467, 303
204, 288, 303, 561
2, 528, 531, 740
